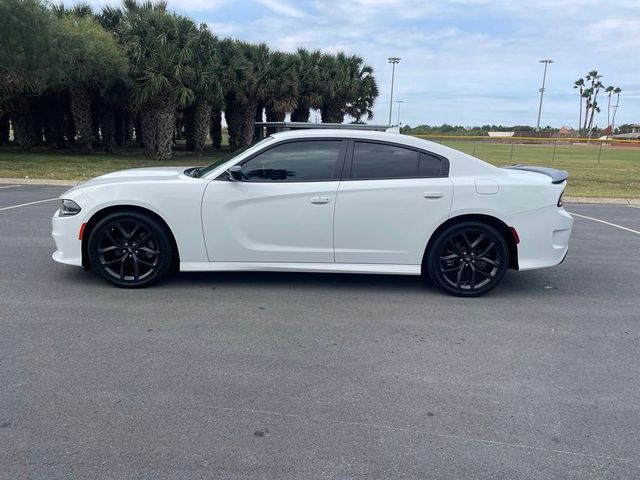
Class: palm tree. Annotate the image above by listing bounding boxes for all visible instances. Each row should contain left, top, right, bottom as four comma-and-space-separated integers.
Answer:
318, 53, 379, 123
119, 4, 198, 159
611, 87, 622, 130
0, 0, 63, 147
220, 41, 270, 149
262, 51, 298, 134
605, 85, 614, 126
573, 78, 584, 134
290, 48, 322, 122
584, 71, 603, 134
57, 14, 128, 151
186, 24, 222, 153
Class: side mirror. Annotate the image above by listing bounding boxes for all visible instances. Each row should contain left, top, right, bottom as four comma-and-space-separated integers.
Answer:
227, 165, 243, 181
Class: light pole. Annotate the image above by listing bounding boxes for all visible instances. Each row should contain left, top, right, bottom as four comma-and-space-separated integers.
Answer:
388, 57, 401, 126
536, 59, 553, 131
395, 100, 405, 126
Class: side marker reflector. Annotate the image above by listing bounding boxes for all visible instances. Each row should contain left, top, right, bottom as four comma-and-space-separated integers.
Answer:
509, 226, 520, 245
78, 223, 87, 240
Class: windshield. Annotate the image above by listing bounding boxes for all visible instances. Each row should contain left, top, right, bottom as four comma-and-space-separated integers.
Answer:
195, 136, 275, 178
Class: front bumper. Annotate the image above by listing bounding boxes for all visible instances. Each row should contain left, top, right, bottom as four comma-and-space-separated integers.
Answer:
51, 209, 83, 266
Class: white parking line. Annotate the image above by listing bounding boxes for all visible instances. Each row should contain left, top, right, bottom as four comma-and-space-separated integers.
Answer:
628, 204, 640, 209
569, 212, 640, 236
0, 185, 21, 189
0, 198, 59, 211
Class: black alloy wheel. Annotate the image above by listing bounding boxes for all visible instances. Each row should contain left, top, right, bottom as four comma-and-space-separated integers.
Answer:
427, 221, 508, 297
88, 211, 173, 288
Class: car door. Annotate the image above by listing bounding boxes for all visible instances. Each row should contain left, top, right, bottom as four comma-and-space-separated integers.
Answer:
334, 140, 454, 265
202, 139, 347, 263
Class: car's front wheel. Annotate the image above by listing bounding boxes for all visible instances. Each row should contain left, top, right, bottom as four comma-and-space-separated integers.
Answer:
427, 221, 508, 297
87, 211, 173, 288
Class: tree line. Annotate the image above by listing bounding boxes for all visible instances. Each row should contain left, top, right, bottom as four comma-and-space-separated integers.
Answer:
0, 0, 379, 159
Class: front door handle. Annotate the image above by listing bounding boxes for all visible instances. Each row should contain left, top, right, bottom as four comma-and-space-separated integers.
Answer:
310, 196, 330, 204
423, 192, 444, 199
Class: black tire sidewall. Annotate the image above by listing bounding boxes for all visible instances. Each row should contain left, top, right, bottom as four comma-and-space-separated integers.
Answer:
427, 221, 508, 297
87, 211, 172, 288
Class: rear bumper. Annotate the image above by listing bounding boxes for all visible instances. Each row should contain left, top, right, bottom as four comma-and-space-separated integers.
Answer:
509, 206, 573, 271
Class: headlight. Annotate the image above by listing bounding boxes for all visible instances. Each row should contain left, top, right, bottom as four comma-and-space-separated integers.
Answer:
59, 199, 81, 216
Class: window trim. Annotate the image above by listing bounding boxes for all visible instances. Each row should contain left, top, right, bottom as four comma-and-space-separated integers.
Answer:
215, 138, 349, 183
343, 139, 450, 181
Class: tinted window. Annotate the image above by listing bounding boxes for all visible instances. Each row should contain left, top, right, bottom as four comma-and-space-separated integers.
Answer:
241, 141, 342, 182
419, 153, 443, 176
351, 142, 419, 179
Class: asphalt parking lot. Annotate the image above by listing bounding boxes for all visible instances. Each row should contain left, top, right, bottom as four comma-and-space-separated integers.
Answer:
1, 185, 639, 479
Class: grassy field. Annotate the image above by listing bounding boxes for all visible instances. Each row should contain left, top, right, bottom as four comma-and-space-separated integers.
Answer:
0, 147, 228, 181
437, 140, 640, 198
0, 141, 638, 198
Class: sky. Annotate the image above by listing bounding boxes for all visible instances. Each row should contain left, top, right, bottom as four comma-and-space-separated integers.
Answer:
77, 0, 639, 128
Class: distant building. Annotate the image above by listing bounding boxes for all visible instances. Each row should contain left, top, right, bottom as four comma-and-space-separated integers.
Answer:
558, 126, 575, 135
487, 132, 515, 137
612, 123, 640, 140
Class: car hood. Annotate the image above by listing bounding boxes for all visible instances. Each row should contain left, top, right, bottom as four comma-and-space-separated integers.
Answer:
78, 167, 194, 187
59, 167, 197, 199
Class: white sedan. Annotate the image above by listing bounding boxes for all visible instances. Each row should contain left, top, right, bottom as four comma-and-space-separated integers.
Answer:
52, 129, 573, 296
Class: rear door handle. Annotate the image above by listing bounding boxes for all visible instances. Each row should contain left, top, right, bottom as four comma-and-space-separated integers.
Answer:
310, 196, 330, 204
423, 192, 444, 199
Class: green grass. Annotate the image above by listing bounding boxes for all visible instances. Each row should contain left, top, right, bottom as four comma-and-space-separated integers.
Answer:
0, 147, 228, 181
437, 141, 640, 198
0, 141, 638, 198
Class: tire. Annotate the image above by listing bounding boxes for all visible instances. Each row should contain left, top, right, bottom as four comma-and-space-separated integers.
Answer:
87, 210, 173, 288
426, 221, 509, 297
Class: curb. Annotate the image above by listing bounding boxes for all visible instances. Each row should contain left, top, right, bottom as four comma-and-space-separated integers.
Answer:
0, 178, 81, 187
1, 178, 639, 206
564, 196, 640, 206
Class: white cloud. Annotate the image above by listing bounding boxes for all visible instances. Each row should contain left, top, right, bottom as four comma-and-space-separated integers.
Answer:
255, 0, 307, 18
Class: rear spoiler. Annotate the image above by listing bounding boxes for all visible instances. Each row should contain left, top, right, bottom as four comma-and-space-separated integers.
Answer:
503, 165, 568, 184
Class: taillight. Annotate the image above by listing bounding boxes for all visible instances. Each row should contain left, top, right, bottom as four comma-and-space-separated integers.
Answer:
557, 192, 564, 207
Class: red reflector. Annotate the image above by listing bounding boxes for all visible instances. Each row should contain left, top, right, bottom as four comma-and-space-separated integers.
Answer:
509, 226, 520, 245
78, 223, 87, 240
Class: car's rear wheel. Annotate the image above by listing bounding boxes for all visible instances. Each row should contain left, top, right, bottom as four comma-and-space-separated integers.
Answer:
88, 211, 173, 288
427, 221, 508, 297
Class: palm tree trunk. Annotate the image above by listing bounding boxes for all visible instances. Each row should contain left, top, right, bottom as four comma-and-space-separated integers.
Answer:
291, 101, 310, 122
123, 111, 133, 144
139, 104, 156, 156
45, 93, 67, 149
578, 96, 582, 135
225, 94, 242, 150
265, 106, 285, 135
12, 97, 40, 150
0, 114, 9, 145
239, 99, 258, 148
114, 107, 124, 147
321, 102, 344, 123
182, 106, 194, 150
583, 99, 590, 132
100, 105, 116, 152
154, 95, 176, 160
255, 103, 264, 122
587, 92, 600, 135
192, 101, 211, 154
611, 94, 620, 130
210, 108, 222, 149
69, 86, 94, 152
